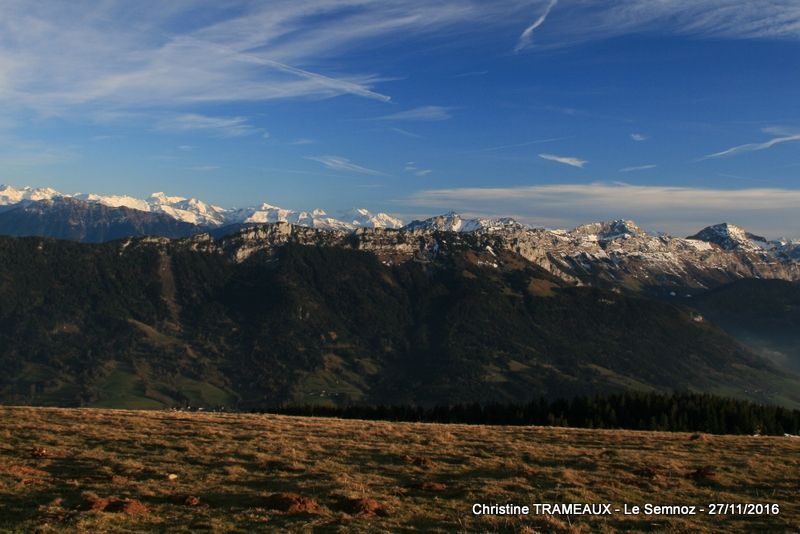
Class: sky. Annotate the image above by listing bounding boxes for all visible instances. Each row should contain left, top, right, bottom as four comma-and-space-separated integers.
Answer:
1, 0, 799, 238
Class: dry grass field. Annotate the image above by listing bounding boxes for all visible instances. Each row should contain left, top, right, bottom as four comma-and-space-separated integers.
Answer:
0, 406, 798, 533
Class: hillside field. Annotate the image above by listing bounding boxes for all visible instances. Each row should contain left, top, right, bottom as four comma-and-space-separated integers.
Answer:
0, 406, 798, 533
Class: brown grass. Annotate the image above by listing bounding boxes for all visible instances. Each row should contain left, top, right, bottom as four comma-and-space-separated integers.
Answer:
0, 406, 798, 533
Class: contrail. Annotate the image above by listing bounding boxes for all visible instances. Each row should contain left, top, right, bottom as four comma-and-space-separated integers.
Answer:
196, 38, 392, 102
702, 134, 800, 159
254, 57, 392, 103
515, 0, 558, 52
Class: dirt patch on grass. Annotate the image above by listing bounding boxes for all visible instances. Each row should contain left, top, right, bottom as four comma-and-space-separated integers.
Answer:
335, 496, 386, 516
403, 455, 434, 467
418, 481, 447, 492
688, 466, 717, 484
30, 446, 49, 458
3, 464, 49, 478
183, 495, 201, 507
76, 494, 148, 516
105, 498, 149, 516
110, 474, 130, 485
264, 492, 320, 514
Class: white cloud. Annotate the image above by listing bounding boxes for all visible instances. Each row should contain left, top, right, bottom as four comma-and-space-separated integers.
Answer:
515, 0, 558, 51
539, 153, 587, 168
480, 136, 571, 152
389, 127, 424, 139
762, 125, 799, 136
408, 182, 800, 238
374, 106, 453, 121
630, 133, 649, 141
703, 133, 800, 159
404, 163, 432, 176
454, 70, 489, 78
190, 165, 219, 172
157, 114, 267, 138
521, 1, 800, 48
620, 164, 656, 172
306, 155, 383, 175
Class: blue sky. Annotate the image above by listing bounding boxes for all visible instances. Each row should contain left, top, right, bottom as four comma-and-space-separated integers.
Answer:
1, 0, 800, 237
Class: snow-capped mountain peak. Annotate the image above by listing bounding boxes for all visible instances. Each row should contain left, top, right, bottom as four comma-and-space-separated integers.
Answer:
339, 208, 403, 229
573, 219, 643, 241
148, 192, 187, 205
0, 184, 63, 205
688, 223, 773, 251
75, 193, 151, 212
403, 212, 525, 233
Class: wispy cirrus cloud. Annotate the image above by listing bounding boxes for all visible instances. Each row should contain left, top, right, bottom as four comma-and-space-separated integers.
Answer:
1, 1, 798, 132
306, 155, 383, 176
404, 162, 432, 176
480, 136, 571, 152
453, 70, 489, 78
157, 114, 268, 138
520, 1, 800, 49
630, 133, 649, 141
374, 106, 453, 122
515, 0, 558, 51
389, 127, 424, 139
703, 131, 800, 159
408, 182, 800, 238
620, 164, 656, 172
1, 1, 798, 120
539, 153, 587, 168
0, 1, 553, 118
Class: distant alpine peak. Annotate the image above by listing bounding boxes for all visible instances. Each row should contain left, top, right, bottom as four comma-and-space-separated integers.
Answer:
403, 212, 526, 233
339, 208, 404, 229
688, 222, 773, 251
148, 191, 186, 204
573, 219, 643, 241
0, 184, 64, 205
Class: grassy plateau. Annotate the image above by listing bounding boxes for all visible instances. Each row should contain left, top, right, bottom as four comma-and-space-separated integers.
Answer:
0, 406, 798, 533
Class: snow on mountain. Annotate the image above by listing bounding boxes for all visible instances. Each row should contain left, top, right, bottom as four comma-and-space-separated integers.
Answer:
0, 185, 63, 205
75, 193, 151, 212
73, 191, 227, 226
339, 208, 403, 229
147, 193, 228, 226
0, 184, 403, 231
572, 219, 643, 242
688, 223, 777, 251
404, 212, 526, 232
223, 204, 338, 230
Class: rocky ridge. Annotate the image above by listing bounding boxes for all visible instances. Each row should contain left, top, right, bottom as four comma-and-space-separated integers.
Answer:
120, 213, 800, 292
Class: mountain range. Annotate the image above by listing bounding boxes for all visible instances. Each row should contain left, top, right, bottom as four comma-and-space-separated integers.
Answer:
1, 183, 800, 410
0, 184, 403, 232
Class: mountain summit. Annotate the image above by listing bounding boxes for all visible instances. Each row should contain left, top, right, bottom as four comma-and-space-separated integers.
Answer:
404, 212, 525, 232
688, 223, 773, 251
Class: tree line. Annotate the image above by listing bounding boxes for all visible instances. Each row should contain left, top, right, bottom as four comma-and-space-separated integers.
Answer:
264, 392, 800, 435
